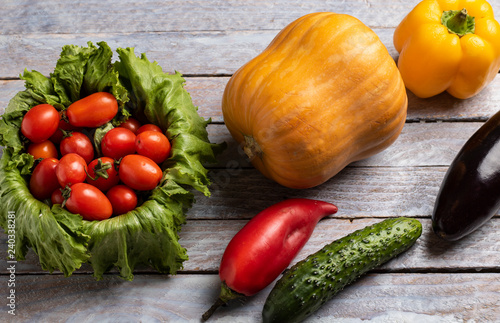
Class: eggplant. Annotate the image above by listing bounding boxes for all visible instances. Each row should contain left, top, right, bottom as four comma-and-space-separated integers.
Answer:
432, 111, 500, 241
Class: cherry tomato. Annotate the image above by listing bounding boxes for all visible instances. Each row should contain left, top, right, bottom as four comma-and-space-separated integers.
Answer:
101, 127, 136, 160
136, 123, 162, 135
56, 153, 88, 187
119, 117, 142, 134
65, 183, 113, 221
106, 185, 138, 216
21, 104, 59, 143
135, 131, 171, 164
60, 131, 95, 164
27, 140, 58, 160
29, 158, 60, 200
86, 157, 120, 192
50, 117, 82, 144
51, 189, 64, 205
66, 92, 118, 128
119, 154, 163, 191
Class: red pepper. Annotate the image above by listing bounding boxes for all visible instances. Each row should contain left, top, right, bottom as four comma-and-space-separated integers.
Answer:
202, 198, 338, 321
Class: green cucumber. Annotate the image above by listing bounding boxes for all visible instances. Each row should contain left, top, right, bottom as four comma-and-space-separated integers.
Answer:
262, 217, 422, 323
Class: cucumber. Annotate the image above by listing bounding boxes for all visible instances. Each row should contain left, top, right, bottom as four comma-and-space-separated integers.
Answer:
262, 217, 422, 323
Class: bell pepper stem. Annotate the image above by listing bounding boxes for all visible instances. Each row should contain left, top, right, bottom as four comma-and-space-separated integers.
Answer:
441, 8, 475, 37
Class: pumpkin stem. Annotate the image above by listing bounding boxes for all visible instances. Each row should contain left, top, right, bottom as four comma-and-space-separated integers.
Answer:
243, 135, 263, 161
441, 8, 475, 37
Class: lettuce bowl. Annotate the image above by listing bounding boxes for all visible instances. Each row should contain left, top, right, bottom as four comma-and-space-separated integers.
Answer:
0, 41, 224, 280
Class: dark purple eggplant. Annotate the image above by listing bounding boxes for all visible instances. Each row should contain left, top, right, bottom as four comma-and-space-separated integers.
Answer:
432, 111, 500, 241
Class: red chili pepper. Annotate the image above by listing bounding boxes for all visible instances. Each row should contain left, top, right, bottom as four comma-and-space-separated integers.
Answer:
202, 198, 338, 321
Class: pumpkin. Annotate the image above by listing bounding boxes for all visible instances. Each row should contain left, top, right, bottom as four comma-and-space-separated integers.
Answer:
222, 12, 408, 189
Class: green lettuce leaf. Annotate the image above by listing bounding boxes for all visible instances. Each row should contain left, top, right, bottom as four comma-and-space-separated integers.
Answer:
0, 41, 224, 280
115, 48, 225, 196
0, 149, 90, 275
0, 70, 60, 159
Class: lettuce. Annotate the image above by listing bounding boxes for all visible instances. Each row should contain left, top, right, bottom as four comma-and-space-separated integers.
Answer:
0, 41, 224, 280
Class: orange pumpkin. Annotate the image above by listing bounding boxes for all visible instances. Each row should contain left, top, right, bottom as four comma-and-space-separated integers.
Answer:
222, 12, 408, 189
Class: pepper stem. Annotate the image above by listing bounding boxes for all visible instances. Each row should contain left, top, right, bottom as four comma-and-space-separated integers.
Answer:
201, 282, 244, 321
441, 8, 475, 37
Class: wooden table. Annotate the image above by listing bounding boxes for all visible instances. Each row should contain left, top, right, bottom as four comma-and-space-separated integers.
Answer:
1, 0, 500, 322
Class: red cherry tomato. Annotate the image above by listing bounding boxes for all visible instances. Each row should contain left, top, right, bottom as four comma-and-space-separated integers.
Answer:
29, 158, 60, 200
56, 153, 88, 187
60, 131, 95, 164
86, 157, 120, 192
65, 183, 113, 221
50, 117, 82, 144
136, 123, 162, 135
66, 92, 118, 128
51, 189, 64, 205
119, 117, 142, 134
119, 154, 163, 191
27, 140, 58, 160
101, 127, 136, 160
21, 104, 59, 143
135, 131, 171, 164
106, 185, 138, 216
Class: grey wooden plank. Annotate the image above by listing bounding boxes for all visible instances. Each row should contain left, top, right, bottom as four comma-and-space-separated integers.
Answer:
180, 218, 500, 273
0, 80, 23, 114
1, 272, 498, 322
207, 122, 483, 169
0, 28, 398, 78
3, 0, 499, 34
3, 75, 500, 123
4, 217, 500, 274
192, 166, 445, 219
1, 0, 427, 35
190, 77, 500, 123
0, 162, 474, 221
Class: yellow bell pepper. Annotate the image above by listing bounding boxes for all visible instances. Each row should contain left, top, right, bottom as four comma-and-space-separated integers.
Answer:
394, 0, 500, 99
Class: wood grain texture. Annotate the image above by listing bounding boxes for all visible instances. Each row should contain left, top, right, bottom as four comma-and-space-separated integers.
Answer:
1, 0, 425, 35
2, 0, 499, 35
187, 77, 500, 123
1, 272, 498, 322
207, 122, 483, 169
3, 77, 500, 123
2, 218, 499, 275
0, 124, 491, 219
0, 28, 399, 78
191, 166, 444, 219
1, 0, 498, 78
2, 0, 500, 321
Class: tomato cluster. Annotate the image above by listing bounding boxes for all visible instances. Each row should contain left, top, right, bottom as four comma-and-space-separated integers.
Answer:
24, 92, 172, 221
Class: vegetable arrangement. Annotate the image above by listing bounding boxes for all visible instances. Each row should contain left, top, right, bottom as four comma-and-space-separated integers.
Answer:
263, 217, 422, 323
1, 0, 499, 320
202, 198, 338, 321
0, 41, 224, 280
202, 1, 499, 320
202, 204, 422, 321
